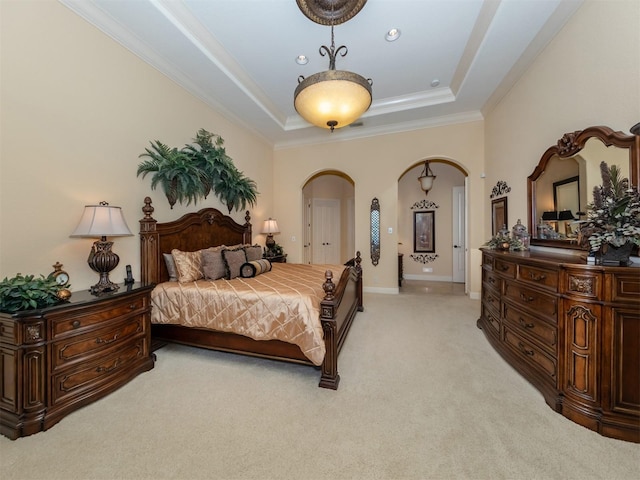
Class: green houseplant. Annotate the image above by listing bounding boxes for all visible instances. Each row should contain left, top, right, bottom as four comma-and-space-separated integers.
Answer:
0, 274, 67, 314
579, 161, 640, 264
137, 129, 259, 212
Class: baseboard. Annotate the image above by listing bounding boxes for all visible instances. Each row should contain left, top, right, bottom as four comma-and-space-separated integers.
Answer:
403, 274, 453, 282
364, 286, 399, 294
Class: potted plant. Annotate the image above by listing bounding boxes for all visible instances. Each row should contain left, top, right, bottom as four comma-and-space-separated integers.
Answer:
0, 273, 67, 314
579, 161, 640, 265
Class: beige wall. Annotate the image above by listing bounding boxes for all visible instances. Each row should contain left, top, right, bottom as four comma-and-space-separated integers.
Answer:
273, 122, 485, 294
484, 0, 639, 238
0, 1, 273, 291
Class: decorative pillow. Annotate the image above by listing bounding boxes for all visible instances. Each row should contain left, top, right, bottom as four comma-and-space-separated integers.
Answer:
171, 249, 204, 283
163, 253, 178, 282
244, 244, 263, 262
222, 248, 248, 280
202, 248, 227, 280
240, 259, 272, 278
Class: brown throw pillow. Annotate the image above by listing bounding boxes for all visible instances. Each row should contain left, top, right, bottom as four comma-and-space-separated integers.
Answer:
244, 244, 263, 262
222, 248, 248, 279
202, 248, 227, 280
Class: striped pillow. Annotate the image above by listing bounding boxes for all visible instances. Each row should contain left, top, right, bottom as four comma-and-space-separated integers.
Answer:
240, 259, 272, 278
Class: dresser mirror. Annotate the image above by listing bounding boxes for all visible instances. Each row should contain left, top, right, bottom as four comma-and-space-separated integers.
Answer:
527, 125, 639, 249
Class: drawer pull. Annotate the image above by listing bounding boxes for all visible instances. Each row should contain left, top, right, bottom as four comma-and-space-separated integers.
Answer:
499, 264, 510, 272
488, 277, 496, 284
96, 333, 120, 345
129, 304, 136, 310
518, 342, 535, 356
96, 359, 120, 373
519, 293, 535, 303
72, 320, 81, 329
528, 272, 546, 282
519, 318, 534, 329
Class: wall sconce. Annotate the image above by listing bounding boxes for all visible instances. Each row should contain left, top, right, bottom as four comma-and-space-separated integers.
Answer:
261, 218, 280, 251
70, 201, 133, 295
418, 160, 436, 195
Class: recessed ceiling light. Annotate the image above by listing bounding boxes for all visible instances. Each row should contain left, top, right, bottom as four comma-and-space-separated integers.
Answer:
295, 55, 308, 65
430, 79, 440, 87
385, 28, 401, 42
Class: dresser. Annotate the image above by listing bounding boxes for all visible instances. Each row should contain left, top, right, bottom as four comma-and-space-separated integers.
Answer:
0, 283, 155, 440
478, 249, 639, 443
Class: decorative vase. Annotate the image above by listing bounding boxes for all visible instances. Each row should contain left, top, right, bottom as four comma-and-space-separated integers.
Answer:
600, 242, 634, 266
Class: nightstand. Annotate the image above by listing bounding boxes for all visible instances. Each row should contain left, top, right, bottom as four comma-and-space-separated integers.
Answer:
265, 254, 287, 263
0, 283, 155, 440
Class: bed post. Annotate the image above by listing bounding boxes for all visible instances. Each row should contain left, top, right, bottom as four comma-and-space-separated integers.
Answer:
139, 197, 159, 285
319, 270, 339, 390
355, 251, 363, 311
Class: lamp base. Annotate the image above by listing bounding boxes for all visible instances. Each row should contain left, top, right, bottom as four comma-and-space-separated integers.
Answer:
87, 238, 120, 296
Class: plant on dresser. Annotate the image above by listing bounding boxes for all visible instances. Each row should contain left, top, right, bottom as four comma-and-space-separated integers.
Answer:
477, 249, 639, 443
0, 283, 155, 440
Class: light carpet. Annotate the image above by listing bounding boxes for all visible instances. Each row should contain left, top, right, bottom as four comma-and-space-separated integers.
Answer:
1, 282, 638, 479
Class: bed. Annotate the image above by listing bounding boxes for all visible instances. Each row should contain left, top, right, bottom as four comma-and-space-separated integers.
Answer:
139, 197, 363, 389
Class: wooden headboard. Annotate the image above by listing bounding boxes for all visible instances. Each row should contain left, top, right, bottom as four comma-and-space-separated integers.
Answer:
139, 197, 252, 285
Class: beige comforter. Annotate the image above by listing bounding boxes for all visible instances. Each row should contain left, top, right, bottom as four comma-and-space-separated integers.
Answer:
150, 263, 345, 366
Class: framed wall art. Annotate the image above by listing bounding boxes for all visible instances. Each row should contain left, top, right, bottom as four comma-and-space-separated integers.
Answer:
413, 211, 435, 253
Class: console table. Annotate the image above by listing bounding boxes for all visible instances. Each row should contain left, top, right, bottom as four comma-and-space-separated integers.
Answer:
478, 249, 639, 442
0, 283, 155, 439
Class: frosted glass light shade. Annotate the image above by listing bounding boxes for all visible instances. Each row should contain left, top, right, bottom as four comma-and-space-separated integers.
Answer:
71, 205, 133, 238
294, 70, 372, 130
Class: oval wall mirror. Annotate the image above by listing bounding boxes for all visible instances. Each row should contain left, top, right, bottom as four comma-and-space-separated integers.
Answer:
528, 125, 639, 250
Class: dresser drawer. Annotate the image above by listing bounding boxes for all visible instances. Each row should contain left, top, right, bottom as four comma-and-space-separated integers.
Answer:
483, 287, 501, 314
50, 338, 146, 407
518, 264, 558, 292
483, 268, 501, 293
481, 304, 501, 335
565, 271, 602, 299
503, 327, 557, 382
503, 303, 557, 352
50, 294, 147, 339
482, 253, 494, 270
494, 259, 516, 278
50, 315, 146, 371
504, 282, 557, 319
610, 271, 640, 304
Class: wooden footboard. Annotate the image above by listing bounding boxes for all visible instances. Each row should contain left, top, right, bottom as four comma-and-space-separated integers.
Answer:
140, 197, 363, 389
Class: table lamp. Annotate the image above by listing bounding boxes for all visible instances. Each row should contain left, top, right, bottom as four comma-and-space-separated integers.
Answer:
261, 218, 280, 252
70, 201, 133, 295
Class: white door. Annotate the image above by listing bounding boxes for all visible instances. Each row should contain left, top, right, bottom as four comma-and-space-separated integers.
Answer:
312, 198, 340, 264
452, 186, 466, 283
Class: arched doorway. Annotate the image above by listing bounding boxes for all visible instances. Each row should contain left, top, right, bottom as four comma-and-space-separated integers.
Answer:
302, 171, 355, 264
398, 159, 469, 290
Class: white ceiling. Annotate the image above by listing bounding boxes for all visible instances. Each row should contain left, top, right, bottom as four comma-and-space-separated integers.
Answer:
60, 0, 583, 148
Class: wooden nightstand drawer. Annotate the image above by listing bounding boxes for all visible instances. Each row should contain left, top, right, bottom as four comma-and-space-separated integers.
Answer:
51, 315, 146, 371
50, 294, 147, 339
50, 337, 146, 407
503, 303, 557, 351
518, 264, 558, 292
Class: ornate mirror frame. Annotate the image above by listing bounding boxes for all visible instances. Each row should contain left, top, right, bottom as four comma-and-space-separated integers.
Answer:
528, 125, 639, 250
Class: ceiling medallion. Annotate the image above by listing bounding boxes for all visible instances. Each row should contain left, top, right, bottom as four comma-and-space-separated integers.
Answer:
296, 0, 367, 26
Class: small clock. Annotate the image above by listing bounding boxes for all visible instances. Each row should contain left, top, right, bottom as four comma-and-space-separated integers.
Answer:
50, 262, 70, 286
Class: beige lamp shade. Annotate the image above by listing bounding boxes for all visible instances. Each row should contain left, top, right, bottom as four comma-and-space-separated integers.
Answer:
261, 218, 280, 234
294, 70, 372, 130
71, 204, 133, 238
